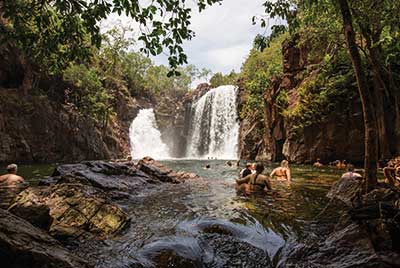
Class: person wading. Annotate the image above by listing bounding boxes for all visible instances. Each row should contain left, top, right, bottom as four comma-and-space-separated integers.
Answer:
236, 163, 272, 194
270, 160, 292, 182
0, 164, 24, 186
240, 163, 252, 178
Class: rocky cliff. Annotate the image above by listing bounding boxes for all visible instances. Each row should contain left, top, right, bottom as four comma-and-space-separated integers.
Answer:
239, 35, 365, 163
0, 88, 144, 163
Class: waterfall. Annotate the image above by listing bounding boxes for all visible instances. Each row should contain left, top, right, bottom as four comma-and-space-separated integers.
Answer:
186, 85, 239, 159
129, 108, 171, 159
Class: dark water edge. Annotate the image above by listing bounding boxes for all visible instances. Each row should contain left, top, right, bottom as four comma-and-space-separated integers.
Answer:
2, 160, 350, 267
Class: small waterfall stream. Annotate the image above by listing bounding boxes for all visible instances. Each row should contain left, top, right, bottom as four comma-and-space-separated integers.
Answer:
186, 85, 239, 159
129, 108, 171, 159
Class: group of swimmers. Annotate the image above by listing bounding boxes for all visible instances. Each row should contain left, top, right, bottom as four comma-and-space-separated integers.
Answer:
313, 158, 348, 169
235, 160, 291, 194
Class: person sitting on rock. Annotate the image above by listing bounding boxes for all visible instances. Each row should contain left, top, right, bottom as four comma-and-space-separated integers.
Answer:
383, 157, 400, 186
313, 158, 323, 167
0, 164, 24, 186
236, 163, 272, 194
270, 160, 292, 182
341, 164, 362, 180
240, 163, 252, 178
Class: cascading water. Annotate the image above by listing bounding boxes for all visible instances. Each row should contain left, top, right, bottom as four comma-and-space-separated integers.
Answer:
186, 85, 239, 159
129, 108, 171, 159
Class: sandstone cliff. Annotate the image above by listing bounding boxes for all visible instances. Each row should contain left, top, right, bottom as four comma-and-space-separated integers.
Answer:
239, 35, 366, 163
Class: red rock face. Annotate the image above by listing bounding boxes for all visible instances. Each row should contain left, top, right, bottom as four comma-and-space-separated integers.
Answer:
239, 34, 365, 163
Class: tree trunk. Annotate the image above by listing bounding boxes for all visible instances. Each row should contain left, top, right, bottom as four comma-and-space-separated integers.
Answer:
337, 0, 378, 190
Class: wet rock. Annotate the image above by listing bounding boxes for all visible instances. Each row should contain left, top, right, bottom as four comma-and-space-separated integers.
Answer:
206, 235, 272, 268
283, 223, 390, 268
9, 183, 129, 239
138, 157, 200, 183
42, 161, 155, 194
326, 177, 364, 206
0, 208, 92, 268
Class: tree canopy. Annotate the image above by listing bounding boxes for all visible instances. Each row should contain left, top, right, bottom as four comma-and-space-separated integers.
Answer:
1, 0, 221, 76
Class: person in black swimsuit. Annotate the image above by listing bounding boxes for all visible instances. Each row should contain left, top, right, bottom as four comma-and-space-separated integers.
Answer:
240, 163, 252, 178
236, 163, 272, 194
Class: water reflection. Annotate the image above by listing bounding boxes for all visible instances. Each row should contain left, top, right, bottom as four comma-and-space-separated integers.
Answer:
0, 184, 27, 209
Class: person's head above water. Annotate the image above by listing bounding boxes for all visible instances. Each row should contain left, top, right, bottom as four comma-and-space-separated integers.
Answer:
246, 163, 252, 169
6, 164, 18, 174
346, 164, 355, 172
255, 163, 264, 174
281, 160, 289, 168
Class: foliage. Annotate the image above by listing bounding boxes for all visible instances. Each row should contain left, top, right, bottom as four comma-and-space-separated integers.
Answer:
239, 32, 288, 119
1, 0, 221, 76
144, 65, 194, 98
209, 71, 239, 88
63, 64, 113, 125
253, 25, 288, 51
60, 26, 200, 123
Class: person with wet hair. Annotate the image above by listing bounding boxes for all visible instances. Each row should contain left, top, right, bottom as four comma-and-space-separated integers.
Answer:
270, 160, 292, 182
341, 164, 362, 180
236, 163, 272, 193
0, 164, 24, 186
240, 163, 252, 178
313, 158, 323, 167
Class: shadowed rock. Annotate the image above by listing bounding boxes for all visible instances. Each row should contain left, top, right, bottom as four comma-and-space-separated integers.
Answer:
0, 208, 92, 268
283, 223, 391, 268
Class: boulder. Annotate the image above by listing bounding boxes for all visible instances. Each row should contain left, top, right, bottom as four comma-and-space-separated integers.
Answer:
42, 160, 156, 194
284, 223, 390, 268
9, 183, 129, 239
0, 208, 92, 268
137, 157, 200, 183
326, 177, 364, 206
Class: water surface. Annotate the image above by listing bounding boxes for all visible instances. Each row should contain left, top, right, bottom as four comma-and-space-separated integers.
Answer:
81, 160, 343, 268
1, 160, 345, 267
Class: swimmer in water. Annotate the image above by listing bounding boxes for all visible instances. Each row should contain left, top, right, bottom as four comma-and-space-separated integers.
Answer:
236, 163, 272, 194
270, 160, 292, 182
0, 164, 24, 186
341, 164, 362, 180
240, 163, 252, 178
313, 158, 323, 167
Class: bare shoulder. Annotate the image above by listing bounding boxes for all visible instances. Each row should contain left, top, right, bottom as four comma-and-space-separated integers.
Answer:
0, 174, 9, 182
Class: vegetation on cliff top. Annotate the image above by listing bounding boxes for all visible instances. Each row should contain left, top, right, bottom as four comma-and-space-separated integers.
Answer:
241, 0, 400, 186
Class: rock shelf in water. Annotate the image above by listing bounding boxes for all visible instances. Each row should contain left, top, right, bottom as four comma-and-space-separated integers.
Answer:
0, 158, 199, 268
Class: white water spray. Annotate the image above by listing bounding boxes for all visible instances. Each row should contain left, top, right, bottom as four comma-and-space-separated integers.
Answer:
186, 85, 239, 159
129, 108, 170, 159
